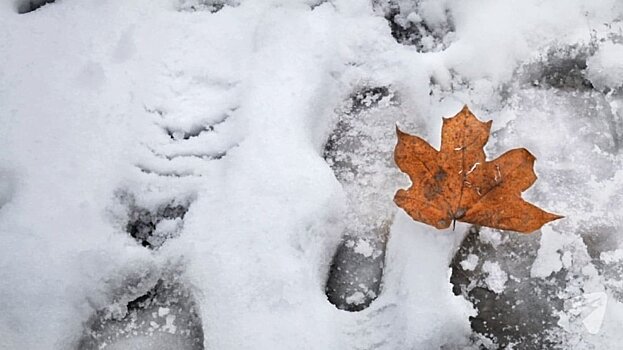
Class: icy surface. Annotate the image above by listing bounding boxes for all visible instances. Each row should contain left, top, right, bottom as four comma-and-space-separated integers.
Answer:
1, 0, 623, 349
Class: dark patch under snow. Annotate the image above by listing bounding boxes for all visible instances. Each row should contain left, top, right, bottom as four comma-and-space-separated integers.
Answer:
325, 232, 388, 312
516, 44, 595, 91
126, 201, 190, 249
79, 274, 204, 350
450, 227, 565, 349
375, 0, 455, 51
16, 0, 55, 14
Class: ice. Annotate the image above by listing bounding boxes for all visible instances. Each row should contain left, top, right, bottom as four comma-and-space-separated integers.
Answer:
579, 292, 607, 335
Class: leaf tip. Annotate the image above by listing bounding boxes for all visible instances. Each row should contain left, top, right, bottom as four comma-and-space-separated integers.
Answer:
520, 211, 564, 234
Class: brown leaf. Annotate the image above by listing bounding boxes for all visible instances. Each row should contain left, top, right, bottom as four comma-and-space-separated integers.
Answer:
394, 106, 562, 233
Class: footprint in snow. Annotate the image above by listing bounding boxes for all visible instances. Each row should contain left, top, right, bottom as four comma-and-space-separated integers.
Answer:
450, 42, 622, 349
324, 86, 412, 312
81, 41, 243, 348
79, 269, 204, 350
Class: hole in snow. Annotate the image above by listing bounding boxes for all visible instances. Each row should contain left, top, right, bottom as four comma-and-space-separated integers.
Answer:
79, 276, 204, 350
325, 235, 387, 312
347, 86, 393, 114
124, 199, 191, 249
375, 0, 455, 51
516, 44, 595, 91
16, 0, 55, 14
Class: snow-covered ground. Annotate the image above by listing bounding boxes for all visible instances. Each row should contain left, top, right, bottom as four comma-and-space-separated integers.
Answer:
1, 0, 623, 349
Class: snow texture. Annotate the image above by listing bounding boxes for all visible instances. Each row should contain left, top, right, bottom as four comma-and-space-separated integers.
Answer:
460, 254, 479, 271
1, 0, 623, 349
482, 261, 507, 294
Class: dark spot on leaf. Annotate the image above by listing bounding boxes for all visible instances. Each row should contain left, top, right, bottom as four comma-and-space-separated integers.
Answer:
424, 183, 442, 200
454, 208, 466, 219
434, 168, 447, 181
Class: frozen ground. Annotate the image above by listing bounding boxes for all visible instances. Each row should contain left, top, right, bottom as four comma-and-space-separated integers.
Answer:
1, 0, 623, 349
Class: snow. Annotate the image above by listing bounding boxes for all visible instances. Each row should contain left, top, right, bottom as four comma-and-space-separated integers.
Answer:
1, 0, 623, 349
581, 293, 608, 335
482, 261, 508, 294
353, 239, 374, 258
601, 249, 623, 264
587, 42, 623, 91
460, 254, 479, 271
478, 228, 503, 248
158, 307, 170, 317
345, 291, 366, 305
531, 227, 567, 278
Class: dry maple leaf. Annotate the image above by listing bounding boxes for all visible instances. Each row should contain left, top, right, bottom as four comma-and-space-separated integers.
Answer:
394, 106, 562, 233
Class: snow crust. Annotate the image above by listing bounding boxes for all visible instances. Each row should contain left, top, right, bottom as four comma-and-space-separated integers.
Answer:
1, 0, 623, 349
